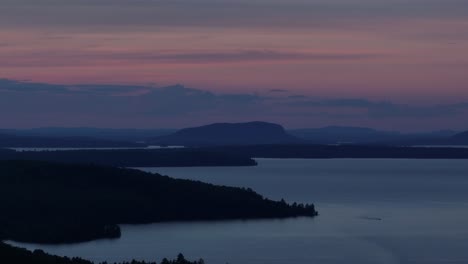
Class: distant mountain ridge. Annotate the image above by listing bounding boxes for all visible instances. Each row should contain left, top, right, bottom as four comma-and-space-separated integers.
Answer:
2, 124, 466, 147
288, 126, 399, 144
288, 126, 460, 145
0, 133, 143, 148
449, 131, 468, 144
150, 121, 303, 146
0, 127, 176, 142
452, 131, 468, 139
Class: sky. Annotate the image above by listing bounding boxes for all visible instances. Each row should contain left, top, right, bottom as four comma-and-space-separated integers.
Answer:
1, 0, 467, 131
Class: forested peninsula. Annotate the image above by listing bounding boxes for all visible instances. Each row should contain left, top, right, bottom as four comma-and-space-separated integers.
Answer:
0, 160, 317, 244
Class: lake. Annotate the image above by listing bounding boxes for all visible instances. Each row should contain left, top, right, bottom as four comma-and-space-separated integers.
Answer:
9, 159, 468, 264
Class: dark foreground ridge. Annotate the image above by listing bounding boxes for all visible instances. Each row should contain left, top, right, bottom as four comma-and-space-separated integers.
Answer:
0, 148, 257, 167
0, 160, 317, 244
0, 242, 203, 264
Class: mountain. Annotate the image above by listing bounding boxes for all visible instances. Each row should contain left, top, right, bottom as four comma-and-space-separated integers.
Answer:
377, 130, 466, 146
288, 126, 399, 144
449, 131, 468, 144
150, 121, 303, 146
289, 126, 460, 145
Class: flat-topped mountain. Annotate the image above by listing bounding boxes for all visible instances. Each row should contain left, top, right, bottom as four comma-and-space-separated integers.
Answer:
150, 121, 303, 146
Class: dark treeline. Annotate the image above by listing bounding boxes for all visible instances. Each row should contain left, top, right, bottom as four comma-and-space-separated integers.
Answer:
0, 133, 144, 148
205, 144, 468, 159
0, 160, 317, 244
0, 127, 176, 142
2, 144, 467, 171
0, 242, 203, 264
0, 148, 257, 167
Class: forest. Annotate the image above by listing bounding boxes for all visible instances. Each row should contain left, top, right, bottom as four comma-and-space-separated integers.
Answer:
0, 160, 317, 244
0, 148, 257, 167
0, 242, 204, 264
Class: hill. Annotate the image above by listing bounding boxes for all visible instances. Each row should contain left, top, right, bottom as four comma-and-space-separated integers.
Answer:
150, 122, 303, 146
450, 131, 468, 144
288, 126, 399, 144
380, 130, 467, 146
288, 126, 458, 145
0, 160, 317, 244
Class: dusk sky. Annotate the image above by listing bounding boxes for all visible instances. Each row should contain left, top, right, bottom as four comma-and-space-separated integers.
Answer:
1, 0, 468, 131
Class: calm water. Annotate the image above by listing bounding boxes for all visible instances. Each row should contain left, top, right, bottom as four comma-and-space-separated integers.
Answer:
10, 159, 468, 264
